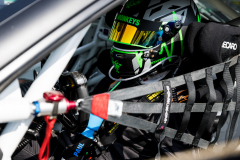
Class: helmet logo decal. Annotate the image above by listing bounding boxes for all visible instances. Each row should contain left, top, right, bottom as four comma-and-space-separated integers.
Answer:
198, 14, 201, 22
126, 0, 144, 9
117, 14, 140, 26
172, 11, 178, 21
151, 57, 166, 65
112, 58, 122, 73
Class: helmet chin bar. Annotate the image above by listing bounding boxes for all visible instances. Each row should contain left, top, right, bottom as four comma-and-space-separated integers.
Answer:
109, 55, 181, 82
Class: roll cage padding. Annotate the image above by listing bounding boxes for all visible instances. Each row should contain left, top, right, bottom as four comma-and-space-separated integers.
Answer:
79, 55, 240, 149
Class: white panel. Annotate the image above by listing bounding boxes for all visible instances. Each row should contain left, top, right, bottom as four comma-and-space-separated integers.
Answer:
0, 98, 32, 123
0, 25, 90, 160
0, 79, 21, 100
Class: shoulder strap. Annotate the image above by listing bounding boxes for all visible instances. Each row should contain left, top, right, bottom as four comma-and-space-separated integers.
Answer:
155, 81, 172, 139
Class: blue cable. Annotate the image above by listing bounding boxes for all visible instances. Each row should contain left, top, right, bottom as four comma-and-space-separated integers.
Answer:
80, 82, 121, 139
80, 114, 103, 139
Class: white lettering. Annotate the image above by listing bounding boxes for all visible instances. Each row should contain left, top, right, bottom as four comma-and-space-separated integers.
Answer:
222, 41, 237, 50
164, 86, 171, 124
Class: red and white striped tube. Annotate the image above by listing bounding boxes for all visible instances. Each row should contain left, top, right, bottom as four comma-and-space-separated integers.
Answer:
91, 93, 123, 120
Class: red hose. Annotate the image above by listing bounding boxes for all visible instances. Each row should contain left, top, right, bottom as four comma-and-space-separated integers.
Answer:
38, 116, 56, 160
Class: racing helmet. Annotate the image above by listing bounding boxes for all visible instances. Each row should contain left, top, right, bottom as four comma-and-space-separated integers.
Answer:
108, 0, 201, 79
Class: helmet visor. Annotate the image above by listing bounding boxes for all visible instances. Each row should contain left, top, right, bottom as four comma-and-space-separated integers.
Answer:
108, 14, 163, 49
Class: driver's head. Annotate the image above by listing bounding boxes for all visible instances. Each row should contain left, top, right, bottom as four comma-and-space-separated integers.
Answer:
108, 0, 200, 79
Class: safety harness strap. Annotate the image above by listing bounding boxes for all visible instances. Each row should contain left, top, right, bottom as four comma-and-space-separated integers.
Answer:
109, 56, 238, 101
165, 127, 209, 149
155, 81, 172, 138
79, 96, 237, 148
78, 55, 240, 150
81, 100, 238, 115
227, 56, 240, 144
108, 113, 210, 149
211, 62, 234, 145
192, 68, 216, 147
175, 73, 196, 141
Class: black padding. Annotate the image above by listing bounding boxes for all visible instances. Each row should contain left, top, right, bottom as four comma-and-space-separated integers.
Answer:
97, 49, 112, 77
105, 5, 122, 28
196, 22, 240, 67
184, 22, 240, 74
184, 22, 206, 56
